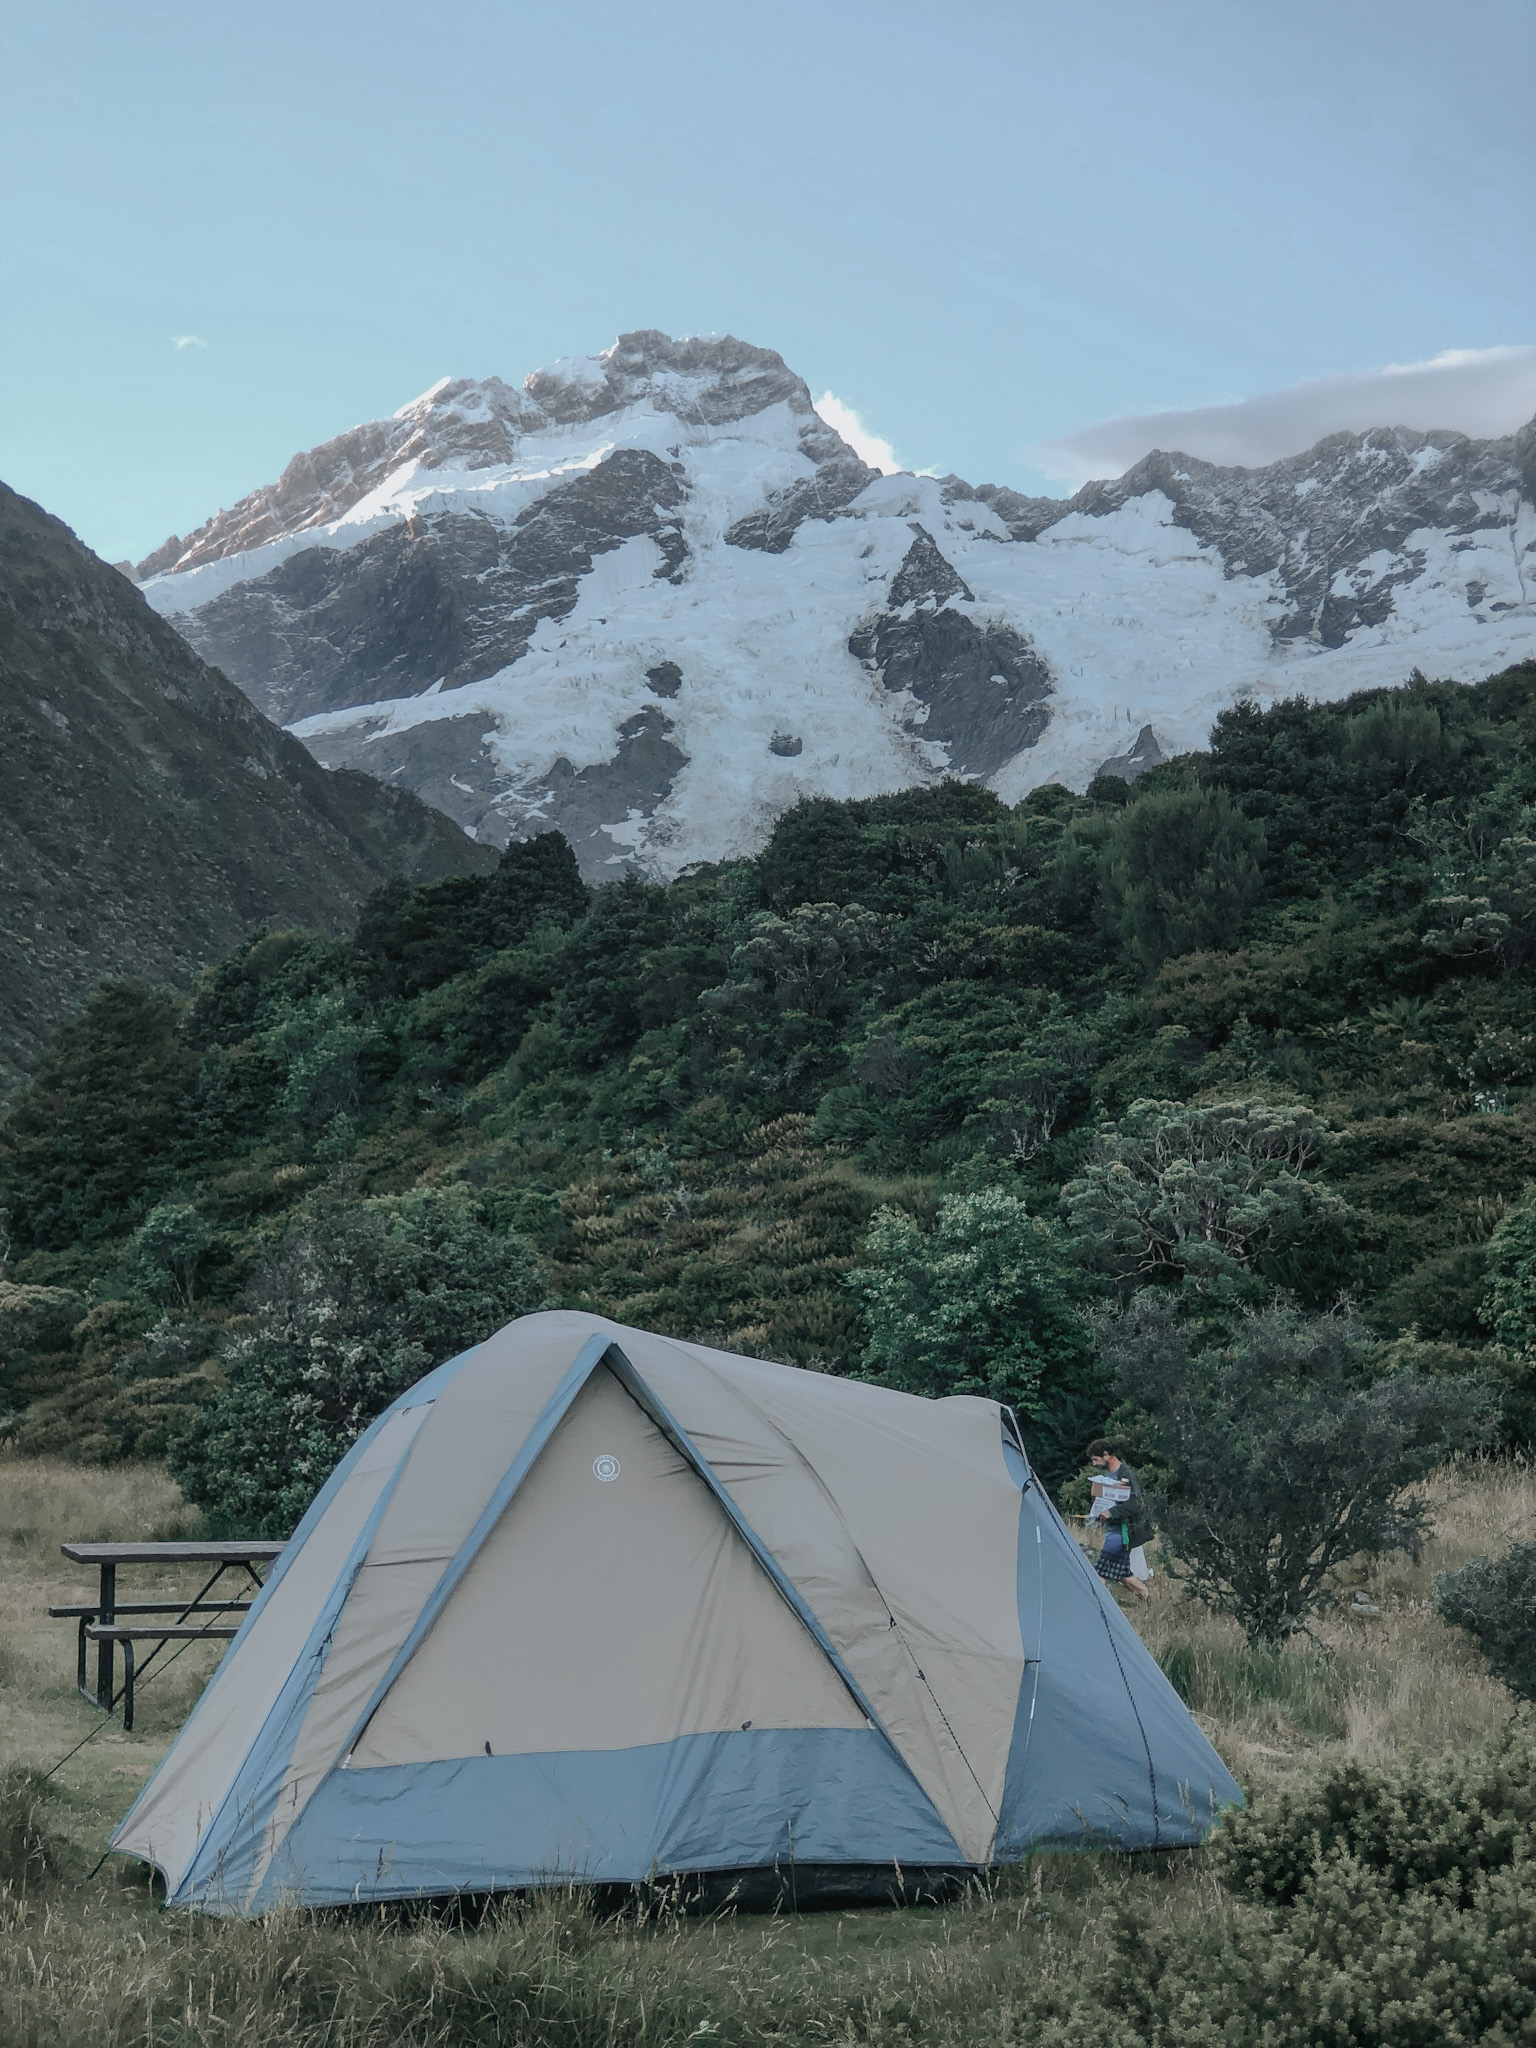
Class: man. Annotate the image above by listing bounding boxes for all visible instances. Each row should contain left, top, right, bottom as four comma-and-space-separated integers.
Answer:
1086, 1438, 1154, 1600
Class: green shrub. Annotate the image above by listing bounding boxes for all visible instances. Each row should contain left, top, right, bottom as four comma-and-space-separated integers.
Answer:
1211, 1730, 1536, 1908
1060, 1098, 1358, 1306
846, 1187, 1102, 1487
1483, 1184, 1536, 1371
0, 984, 197, 1248
1434, 1540, 1536, 1702
1185, 1855, 1536, 2048
171, 1186, 549, 1533
1099, 782, 1266, 970
1099, 1294, 1496, 1643
126, 1200, 211, 1307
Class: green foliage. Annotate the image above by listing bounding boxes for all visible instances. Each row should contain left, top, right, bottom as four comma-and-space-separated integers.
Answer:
126, 1201, 211, 1308
1185, 1851, 1536, 2044
1198, 674, 1516, 897
552, 1117, 876, 1365
1212, 1728, 1536, 1908
847, 1188, 1100, 1485
1482, 1184, 1536, 1355
0, 1281, 82, 1381
1434, 1541, 1536, 1703
1060, 1098, 1357, 1304
1099, 1295, 1497, 1642
8, 1296, 212, 1465
1099, 783, 1265, 969
0, 984, 196, 1246
820, 985, 1100, 1172
6, 668, 1536, 1480
257, 989, 377, 1134
171, 1186, 549, 1533
753, 780, 1011, 913
721, 902, 889, 1022
351, 830, 589, 1000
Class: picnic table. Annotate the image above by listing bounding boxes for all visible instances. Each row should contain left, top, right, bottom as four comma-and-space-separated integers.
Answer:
53, 1541, 286, 1732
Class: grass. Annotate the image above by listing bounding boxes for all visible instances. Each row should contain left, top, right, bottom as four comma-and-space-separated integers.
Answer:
0, 1450, 1529, 2045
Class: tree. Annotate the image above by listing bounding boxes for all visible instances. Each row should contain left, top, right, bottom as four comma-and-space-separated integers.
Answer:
1099, 784, 1265, 971
711, 903, 890, 1024
1434, 1544, 1536, 1704
127, 1201, 211, 1307
1098, 1293, 1495, 1644
170, 1186, 548, 1534
1059, 1098, 1357, 1305
351, 831, 589, 1000
0, 985, 197, 1248
258, 990, 378, 1135
1479, 1187, 1536, 1440
819, 986, 1099, 1170
1483, 1186, 1536, 1355
846, 1188, 1101, 1489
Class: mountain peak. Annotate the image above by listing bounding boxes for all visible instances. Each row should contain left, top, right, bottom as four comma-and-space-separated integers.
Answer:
526, 330, 813, 429
133, 333, 827, 582
132, 334, 1536, 880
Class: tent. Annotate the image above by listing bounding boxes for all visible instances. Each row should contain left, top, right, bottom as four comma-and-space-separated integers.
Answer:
114, 1312, 1241, 1912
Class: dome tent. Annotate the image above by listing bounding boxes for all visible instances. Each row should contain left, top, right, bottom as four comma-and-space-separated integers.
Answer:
114, 1313, 1240, 1912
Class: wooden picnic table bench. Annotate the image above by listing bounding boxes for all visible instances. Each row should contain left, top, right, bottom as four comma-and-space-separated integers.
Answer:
55, 1540, 286, 1732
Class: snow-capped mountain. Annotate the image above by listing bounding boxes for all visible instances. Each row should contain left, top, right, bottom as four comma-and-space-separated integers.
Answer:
135, 332, 1536, 878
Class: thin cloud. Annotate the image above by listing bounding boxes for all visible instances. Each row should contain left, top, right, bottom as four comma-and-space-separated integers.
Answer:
171, 334, 207, 351
816, 390, 901, 474
1036, 345, 1536, 484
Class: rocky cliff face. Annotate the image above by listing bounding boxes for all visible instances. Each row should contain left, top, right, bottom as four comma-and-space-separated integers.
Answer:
0, 483, 492, 1094
135, 331, 1536, 879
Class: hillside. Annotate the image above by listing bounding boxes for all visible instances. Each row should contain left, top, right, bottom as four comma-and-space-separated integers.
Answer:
130, 331, 1536, 877
3, 658, 1534, 1482
0, 483, 495, 1094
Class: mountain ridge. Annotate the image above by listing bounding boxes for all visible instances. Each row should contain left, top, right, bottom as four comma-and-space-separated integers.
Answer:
131, 332, 1536, 880
0, 482, 494, 1095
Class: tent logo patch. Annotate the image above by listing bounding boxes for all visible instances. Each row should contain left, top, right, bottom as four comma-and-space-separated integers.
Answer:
592, 1454, 621, 1482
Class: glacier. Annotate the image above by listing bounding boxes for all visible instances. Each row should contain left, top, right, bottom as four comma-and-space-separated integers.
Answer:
134, 331, 1536, 879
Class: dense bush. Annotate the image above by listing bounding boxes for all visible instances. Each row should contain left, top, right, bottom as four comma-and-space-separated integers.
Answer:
126, 1201, 211, 1308
1435, 1541, 1536, 1704
1059, 1097, 1357, 1304
1181, 1854, 1536, 2046
1212, 1729, 1536, 1908
1099, 1295, 1497, 1642
846, 1188, 1101, 1485
1099, 782, 1266, 969
1483, 1185, 1536, 1361
171, 1187, 548, 1533
3, 664, 1536, 1495
0, 985, 196, 1246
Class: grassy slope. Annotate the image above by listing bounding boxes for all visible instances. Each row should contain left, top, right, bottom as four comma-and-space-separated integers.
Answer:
2, 1454, 1528, 2047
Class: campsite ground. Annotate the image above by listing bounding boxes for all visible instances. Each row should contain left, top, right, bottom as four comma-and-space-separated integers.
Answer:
1, 1454, 1529, 2046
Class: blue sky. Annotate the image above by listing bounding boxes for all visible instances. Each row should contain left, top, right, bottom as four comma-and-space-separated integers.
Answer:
3, 0, 1533, 564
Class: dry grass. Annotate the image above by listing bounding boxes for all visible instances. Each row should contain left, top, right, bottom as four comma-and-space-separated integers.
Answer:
0, 1450, 1526, 2045
0, 1456, 227, 1844
1131, 1454, 1533, 1802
